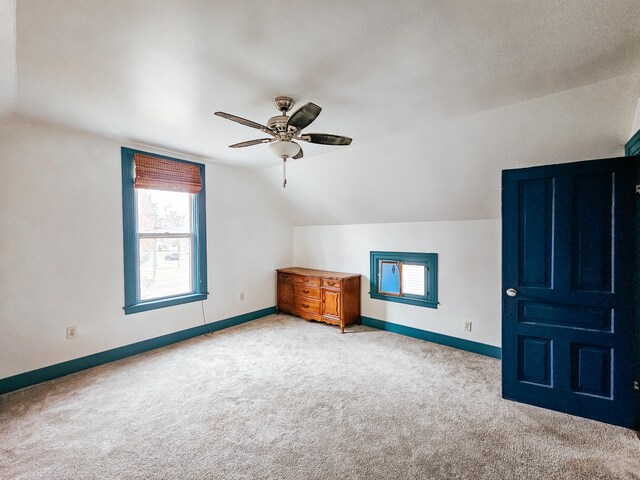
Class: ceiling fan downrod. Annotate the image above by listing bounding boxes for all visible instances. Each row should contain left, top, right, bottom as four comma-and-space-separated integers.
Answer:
282, 156, 287, 188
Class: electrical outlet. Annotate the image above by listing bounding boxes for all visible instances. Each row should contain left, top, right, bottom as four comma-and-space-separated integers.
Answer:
66, 326, 77, 339
240, 292, 245, 301
464, 321, 472, 332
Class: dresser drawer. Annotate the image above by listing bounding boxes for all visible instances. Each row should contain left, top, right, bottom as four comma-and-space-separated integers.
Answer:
321, 278, 342, 289
294, 284, 320, 299
293, 275, 321, 287
296, 310, 321, 322
294, 298, 320, 315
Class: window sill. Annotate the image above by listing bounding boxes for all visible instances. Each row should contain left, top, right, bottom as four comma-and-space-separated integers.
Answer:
369, 292, 437, 309
124, 293, 208, 315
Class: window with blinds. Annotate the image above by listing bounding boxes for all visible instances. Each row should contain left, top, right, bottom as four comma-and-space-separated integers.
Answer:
402, 264, 426, 296
370, 252, 438, 308
121, 148, 208, 314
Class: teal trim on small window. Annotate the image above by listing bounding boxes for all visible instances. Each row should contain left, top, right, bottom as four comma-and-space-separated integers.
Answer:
121, 147, 208, 314
369, 251, 438, 308
625, 129, 640, 156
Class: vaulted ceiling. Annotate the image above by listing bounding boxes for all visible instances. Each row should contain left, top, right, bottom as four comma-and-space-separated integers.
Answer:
2, 0, 639, 224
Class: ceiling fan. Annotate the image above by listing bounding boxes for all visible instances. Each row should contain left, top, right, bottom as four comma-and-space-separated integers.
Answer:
215, 96, 352, 187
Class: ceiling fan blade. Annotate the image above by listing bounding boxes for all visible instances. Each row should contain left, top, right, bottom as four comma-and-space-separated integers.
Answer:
292, 145, 303, 159
214, 112, 274, 135
301, 133, 352, 146
287, 103, 322, 130
229, 138, 274, 148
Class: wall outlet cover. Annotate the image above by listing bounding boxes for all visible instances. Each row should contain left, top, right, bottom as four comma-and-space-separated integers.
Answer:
66, 326, 77, 339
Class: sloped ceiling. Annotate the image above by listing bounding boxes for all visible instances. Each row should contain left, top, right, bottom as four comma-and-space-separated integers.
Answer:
14, 0, 640, 167
0, 0, 16, 117
260, 74, 640, 225
5, 0, 640, 224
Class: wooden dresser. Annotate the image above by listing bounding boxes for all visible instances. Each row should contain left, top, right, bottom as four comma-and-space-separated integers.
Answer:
276, 267, 361, 333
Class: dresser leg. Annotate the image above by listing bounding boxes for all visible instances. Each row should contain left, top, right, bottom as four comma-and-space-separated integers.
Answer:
340, 325, 345, 334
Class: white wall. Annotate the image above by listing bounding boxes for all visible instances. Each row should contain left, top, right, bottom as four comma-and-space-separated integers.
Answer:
0, 0, 16, 117
0, 116, 291, 379
293, 220, 501, 347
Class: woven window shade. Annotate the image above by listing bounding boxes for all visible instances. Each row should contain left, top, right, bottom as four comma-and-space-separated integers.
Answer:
134, 154, 202, 194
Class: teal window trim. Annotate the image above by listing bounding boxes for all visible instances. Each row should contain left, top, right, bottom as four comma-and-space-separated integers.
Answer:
121, 147, 208, 314
369, 251, 438, 308
625, 129, 640, 157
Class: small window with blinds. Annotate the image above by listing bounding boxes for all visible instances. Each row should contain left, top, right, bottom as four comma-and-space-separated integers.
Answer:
121, 148, 208, 314
370, 252, 437, 308
402, 263, 426, 296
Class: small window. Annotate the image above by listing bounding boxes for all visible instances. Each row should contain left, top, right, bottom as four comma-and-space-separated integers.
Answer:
370, 252, 437, 308
121, 148, 208, 314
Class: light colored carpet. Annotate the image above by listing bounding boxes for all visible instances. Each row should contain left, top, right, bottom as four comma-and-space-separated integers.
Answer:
1, 314, 639, 479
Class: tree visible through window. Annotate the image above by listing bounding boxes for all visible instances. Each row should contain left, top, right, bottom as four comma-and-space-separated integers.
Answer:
137, 189, 192, 300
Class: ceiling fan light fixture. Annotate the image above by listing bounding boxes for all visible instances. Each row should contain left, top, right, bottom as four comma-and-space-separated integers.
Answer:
268, 140, 300, 159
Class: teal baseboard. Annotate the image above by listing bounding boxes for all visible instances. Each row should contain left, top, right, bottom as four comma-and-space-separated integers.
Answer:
361, 316, 502, 359
0, 306, 276, 395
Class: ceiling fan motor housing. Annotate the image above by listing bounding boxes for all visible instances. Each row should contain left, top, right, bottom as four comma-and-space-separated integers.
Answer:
268, 115, 299, 139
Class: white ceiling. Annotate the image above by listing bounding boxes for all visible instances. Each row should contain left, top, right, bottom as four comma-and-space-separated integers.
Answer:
2, 1, 639, 225
7, 0, 640, 169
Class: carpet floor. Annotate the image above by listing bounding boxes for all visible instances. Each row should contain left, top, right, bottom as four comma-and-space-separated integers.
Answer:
1, 314, 639, 479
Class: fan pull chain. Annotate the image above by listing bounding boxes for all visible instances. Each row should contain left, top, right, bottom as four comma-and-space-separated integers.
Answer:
282, 156, 287, 188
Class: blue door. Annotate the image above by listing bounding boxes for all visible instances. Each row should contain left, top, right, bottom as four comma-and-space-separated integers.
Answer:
502, 156, 638, 428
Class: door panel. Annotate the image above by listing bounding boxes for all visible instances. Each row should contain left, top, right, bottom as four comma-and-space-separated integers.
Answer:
571, 172, 612, 292
517, 336, 552, 386
502, 156, 637, 428
570, 344, 611, 398
518, 178, 554, 288
519, 302, 612, 331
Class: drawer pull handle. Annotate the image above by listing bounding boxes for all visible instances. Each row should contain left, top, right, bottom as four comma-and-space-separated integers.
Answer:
303, 304, 309, 308
303, 289, 309, 294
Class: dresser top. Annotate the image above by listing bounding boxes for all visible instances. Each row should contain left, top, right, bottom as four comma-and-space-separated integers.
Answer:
277, 267, 361, 280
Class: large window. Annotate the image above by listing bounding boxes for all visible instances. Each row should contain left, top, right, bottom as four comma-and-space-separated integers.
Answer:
121, 148, 207, 314
370, 251, 438, 308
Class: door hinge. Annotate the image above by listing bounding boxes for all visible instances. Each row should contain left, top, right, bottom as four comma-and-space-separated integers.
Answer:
634, 380, 640, 392
636, 184, 640, 195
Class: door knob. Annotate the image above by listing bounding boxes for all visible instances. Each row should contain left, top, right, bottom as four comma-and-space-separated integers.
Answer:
506, 288, 518, 297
